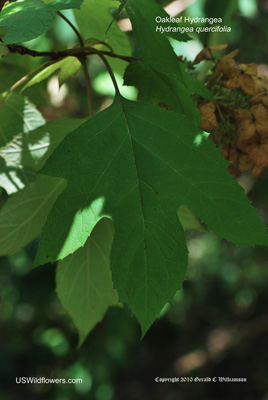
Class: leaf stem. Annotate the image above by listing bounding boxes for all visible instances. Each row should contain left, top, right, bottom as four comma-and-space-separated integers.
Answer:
92, 49, 120, 96
57, 11, 93, 116
56, 11, 84, 47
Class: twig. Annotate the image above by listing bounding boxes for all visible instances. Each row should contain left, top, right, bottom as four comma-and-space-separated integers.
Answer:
7, 44, 60, 59
7, 44, 139, 63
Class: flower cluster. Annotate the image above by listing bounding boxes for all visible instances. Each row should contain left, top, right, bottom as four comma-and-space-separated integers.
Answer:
196, 47, 268, 178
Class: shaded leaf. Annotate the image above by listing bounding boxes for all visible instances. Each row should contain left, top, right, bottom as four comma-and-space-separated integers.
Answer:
124, 61, 201, 124
125, 0, 213, 110
0, 25, 8, 39
126, 0, 184, 79
0, 0, 84, 45
34, 96, 268, 334
57, 218, 119, 346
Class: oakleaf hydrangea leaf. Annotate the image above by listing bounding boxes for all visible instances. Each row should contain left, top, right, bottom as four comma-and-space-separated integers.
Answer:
124, 61, 201, 123
33, 96, 268, 335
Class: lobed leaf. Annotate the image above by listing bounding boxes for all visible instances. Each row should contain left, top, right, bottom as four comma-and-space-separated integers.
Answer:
125, 0, 213, 112
124, 61, 201, 124
33, 96, 268, 334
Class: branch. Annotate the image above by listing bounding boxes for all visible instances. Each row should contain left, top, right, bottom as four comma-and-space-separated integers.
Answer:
7, 44, 61, 59
7, 44, 140, 63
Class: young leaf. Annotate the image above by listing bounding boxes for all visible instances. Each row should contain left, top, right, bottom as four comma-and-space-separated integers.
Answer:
73, 0, 131, 74
21, 57, 81, 91
0, 0, 84, 45
0, 175, 65, 256
56, 218, 119, 346
33, 96, 268, 335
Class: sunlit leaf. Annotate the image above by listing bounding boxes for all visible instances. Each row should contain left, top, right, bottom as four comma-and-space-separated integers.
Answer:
57, 218, 119, 346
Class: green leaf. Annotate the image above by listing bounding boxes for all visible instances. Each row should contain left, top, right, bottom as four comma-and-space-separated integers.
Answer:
0, 93, 45, 148
0, 118, 85, 193
58, 56, 82, 86
0, 61, 45, 104
105, 0, 128, 35
126, 0, 184, 79
180, 65, 214, 101
125, 0, 212, 110
124, 61, 201, 124
73, 0, 131, 74
0, 157, 35, 195
21, 57, 81, 91
0, 44, 9, 56
33, 96, 268, 334
0, 0, 85, 45
126, 0, 190, 47
0, 175, 65, 256
177, 205, 206, 232
56, 218, 119, 346
0, 118, 85, 171
0, 26, 8, 40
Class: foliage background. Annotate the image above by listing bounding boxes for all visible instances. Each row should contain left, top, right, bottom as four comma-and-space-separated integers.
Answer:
1, 0, 268, 399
